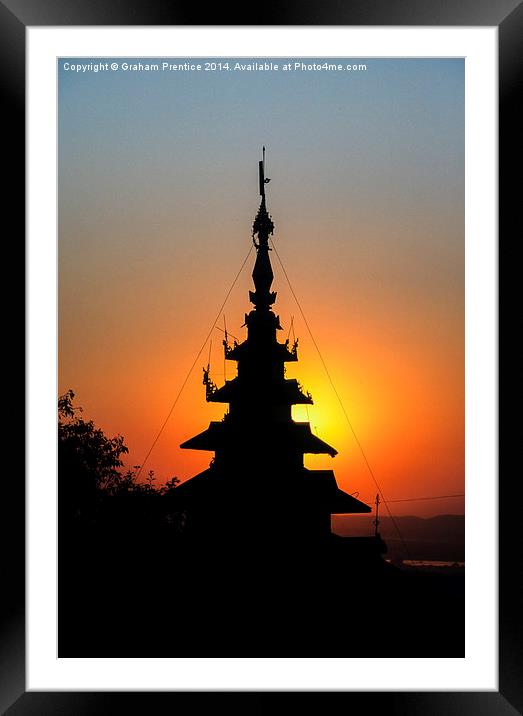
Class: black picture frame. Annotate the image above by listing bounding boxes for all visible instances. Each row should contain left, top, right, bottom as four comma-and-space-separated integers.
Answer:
5, 1, 515, 713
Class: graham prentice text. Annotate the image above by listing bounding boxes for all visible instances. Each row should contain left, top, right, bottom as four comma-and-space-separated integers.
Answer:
61, 61, 368, 73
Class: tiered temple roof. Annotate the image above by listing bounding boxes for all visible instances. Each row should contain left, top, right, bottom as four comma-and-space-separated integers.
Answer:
176, 150, 370, 541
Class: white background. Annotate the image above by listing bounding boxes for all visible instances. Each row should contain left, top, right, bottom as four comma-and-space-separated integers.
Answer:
27, 26, 497, 691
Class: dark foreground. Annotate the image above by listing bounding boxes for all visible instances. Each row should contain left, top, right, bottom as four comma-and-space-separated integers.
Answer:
59, 527, 464, 657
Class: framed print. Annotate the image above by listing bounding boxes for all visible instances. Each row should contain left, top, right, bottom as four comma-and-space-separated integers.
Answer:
4, 1, 516, 713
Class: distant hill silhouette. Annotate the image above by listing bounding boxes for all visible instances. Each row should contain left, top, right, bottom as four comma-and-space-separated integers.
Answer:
332, 514, 464, 563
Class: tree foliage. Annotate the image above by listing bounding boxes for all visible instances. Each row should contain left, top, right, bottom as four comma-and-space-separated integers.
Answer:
58, 390, 180, 518
58, 389, 129, 496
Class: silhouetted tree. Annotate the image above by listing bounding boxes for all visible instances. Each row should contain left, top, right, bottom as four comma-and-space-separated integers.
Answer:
59, 389, 129, 520
159, 476, 181, 494
58, 390, 181, 532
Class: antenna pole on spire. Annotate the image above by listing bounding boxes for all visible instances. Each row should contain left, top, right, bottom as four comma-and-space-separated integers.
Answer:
259, 149, 265, 198
259, 145, 271, 199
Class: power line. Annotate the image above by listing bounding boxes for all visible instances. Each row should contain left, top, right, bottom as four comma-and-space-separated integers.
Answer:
357, 493, 465, 505
383, 493, 464, 504
135, 245, 253, 480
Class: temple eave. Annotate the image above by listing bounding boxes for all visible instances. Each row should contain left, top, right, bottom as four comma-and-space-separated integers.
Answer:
171, 467, 370, 515
180, 421, 338, 456
225, 340, 298, 363
331, 489, 372, 513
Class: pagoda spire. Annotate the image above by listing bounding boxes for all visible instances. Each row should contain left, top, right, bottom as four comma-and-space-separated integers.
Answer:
177, 149, 373, 545
250, 147, 276, 309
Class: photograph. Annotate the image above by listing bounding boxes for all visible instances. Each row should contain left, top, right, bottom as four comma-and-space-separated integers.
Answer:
0, 0, 514, 705
57, 56, 465, 657
0, 2, 512, 707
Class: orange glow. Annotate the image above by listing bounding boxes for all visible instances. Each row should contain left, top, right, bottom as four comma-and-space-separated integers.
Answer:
59, 57, 464, 519
59, 247, 464, 519
58, 148, 465, 520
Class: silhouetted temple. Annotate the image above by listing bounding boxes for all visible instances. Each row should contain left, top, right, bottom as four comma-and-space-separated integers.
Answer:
175, 151, 375, 549
60, 153, 464, 659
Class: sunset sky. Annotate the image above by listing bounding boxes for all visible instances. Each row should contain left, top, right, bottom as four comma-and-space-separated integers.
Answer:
58, 57, 464, 518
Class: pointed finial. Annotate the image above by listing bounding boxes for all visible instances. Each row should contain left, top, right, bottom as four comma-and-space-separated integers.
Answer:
259, 146, 271, 198
253, 147, 274, 247
259, 149, 265, 198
